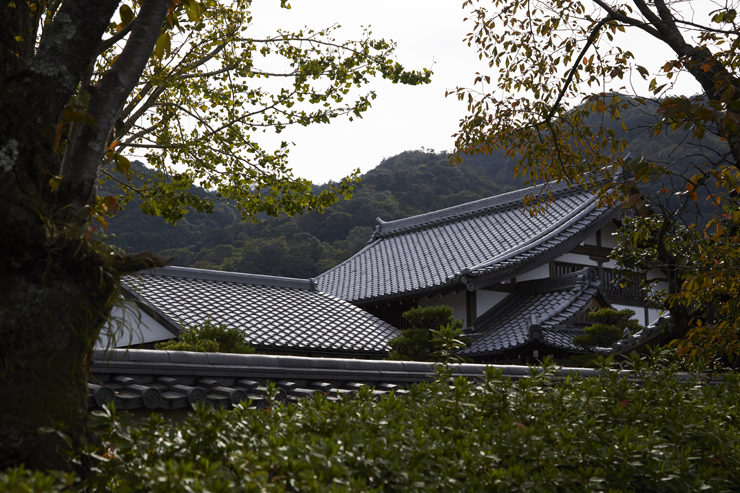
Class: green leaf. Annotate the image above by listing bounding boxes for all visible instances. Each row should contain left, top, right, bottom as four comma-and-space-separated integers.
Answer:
113, 152, 130, 174
183, 0, 202, 22
154, 32, 171, 60
119, 4, 135, 27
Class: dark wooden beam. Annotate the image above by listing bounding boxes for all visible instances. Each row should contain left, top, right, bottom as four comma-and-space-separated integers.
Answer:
479, 283, 515, 292
569, 244, 612, 259
605, 294, 650, 307
466, 289, 477, 328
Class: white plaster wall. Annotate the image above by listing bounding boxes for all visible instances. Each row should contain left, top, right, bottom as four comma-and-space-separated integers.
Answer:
476, 290, 509, 318
648, 271, 669, 291
600, 220, 620, 248
553, 252, 617, 268
646, 308, 664, 325
97, 304, 176, 348
580, 221, 620, 248
417, 290, 469, 325
610, 304, 665, 327
516, 264, 551, 282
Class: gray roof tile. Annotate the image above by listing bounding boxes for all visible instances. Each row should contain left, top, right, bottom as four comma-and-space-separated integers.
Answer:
93, 347, 711, 413
459, 268, 609, 357
122, 267, 400, 356
316, 183, 617, 302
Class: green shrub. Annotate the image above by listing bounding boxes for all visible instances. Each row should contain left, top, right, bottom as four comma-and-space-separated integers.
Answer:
573, 308, 643, 349
4, 355, 740, 491
388, 305, 470, 361
572, 308, 643, 367
155, 319, 254, 354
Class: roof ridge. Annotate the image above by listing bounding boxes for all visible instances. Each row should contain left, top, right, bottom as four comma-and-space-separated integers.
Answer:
137, 266, 314, 291
596, 314, 672, 355
530, 269, 600, 331
371, 181, 579, 239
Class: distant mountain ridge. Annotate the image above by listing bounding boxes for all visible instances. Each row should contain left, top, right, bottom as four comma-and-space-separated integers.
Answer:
103, 149, 520, 277
103, 98, 728, 277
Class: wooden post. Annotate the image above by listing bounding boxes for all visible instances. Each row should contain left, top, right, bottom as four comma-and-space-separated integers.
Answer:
466, 289, 477, 328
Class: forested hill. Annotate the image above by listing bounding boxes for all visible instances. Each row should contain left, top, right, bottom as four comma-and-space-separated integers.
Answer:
104, 97, 728, 278
103, 150, 523, 278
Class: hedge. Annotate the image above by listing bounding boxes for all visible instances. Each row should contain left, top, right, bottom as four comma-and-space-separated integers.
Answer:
2, 356, 740, 492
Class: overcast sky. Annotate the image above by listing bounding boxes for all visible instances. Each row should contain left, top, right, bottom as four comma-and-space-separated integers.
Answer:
240, 1, 708, 184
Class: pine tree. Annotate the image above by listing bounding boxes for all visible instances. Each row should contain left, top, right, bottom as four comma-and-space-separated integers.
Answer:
388, 306, 470, 361
156, 319, 255, 354
573, 308, 643, 349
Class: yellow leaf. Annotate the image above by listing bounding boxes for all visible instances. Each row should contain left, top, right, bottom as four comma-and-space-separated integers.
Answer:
97, 216, 109, 231
48, 175, 63, 192
62, 109, 97, 125
154, 32, 171, 60
53, 123, 64, 153
114, 152, 130, 174
14, 35, 23, 42
183, 0, 201, 22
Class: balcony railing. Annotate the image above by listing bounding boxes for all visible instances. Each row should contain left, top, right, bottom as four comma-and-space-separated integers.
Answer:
550, 261, 646, 301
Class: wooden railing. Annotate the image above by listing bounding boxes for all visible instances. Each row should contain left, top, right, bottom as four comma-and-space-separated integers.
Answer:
601, 267, 645, 299
550, 261, 645, 301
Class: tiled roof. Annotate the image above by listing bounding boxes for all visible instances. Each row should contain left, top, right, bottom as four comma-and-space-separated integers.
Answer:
459, 268, 609, 357
121, 266, 400, 356
316, 183, 618, 303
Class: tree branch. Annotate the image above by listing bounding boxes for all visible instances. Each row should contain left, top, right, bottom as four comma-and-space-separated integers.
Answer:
100, 168, 143, 193
97, 17, 139, 56
591, 0, 661, 38
546, 16, 611, 122
55, 0, 171, 224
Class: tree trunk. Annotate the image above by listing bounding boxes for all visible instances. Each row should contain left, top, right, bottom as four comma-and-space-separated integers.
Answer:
0, 1, 40, 77
0, 248, 118, 470
0, 0, 169, 470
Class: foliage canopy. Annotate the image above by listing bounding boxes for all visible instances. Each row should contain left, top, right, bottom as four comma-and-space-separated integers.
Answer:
453, 0, 740, 365
55, 0, 430, 225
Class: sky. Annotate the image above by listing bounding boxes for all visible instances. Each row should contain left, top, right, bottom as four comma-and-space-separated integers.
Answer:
196, 1, 711, 184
